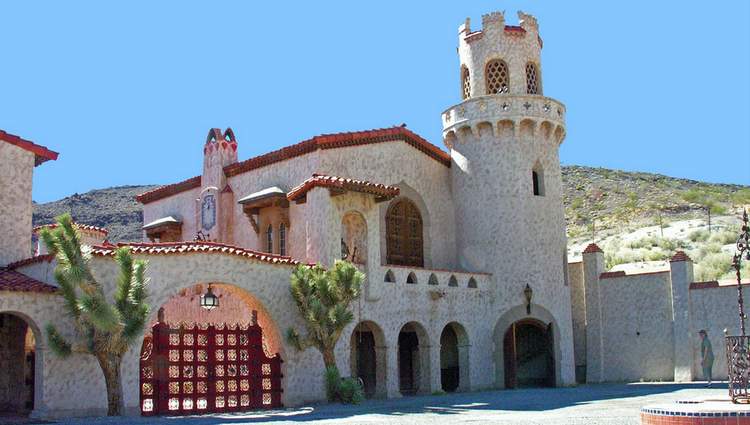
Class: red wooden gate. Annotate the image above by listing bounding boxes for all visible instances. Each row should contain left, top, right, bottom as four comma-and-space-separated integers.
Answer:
139, 310, 283, 415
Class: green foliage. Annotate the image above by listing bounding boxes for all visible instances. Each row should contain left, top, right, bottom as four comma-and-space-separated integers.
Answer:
694, 253, 733, 282
709, 229, 738, 245
41, 213, 149, 416
688, 229, 710, 242
286, 260, 363, 369
732, 188, 750, 205
570, 197, 583, 210
323, 366, 364, 404
628, 236, 687, 251
338, 377, 364, 404
324, 366, 341, 402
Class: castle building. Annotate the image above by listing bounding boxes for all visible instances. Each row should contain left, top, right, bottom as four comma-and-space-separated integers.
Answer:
1, 10, 742, 420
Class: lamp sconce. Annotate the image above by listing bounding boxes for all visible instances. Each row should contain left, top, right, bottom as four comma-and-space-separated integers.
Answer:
200, 283, 219, 310
524, 284, 533, 315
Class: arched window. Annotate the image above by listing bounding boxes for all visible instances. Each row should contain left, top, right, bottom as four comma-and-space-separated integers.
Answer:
461, 66, 471, 100
384, 270, 395, 283
485, 59, 509, 94
428, 273, 438, 286
279, 223, 286, 256
468, 277, 477, 288
448, 275, 458, 287
526, 62, 539, 94
532, 162, 545, 196
386, 198, 424, 267
406, 272, 418, 284
266, 224, 273, 253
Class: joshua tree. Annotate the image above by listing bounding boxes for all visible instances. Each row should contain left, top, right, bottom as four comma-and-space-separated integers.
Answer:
286, 260, 363, 369
40, 214, 149, 416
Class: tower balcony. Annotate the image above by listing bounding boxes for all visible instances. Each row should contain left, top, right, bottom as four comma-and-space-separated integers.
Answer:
442, 94, 566, 146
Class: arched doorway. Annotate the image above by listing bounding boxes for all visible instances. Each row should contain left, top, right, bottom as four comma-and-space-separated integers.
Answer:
397, 322, 430, 395
503, 319, 554, 388
440, 322, 469, 392
0, 313, 37, 416
139, 283, 284, 416
349, 321, 386, 398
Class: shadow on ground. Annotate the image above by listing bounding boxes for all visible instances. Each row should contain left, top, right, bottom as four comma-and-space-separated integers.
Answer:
41, 382, 722, 424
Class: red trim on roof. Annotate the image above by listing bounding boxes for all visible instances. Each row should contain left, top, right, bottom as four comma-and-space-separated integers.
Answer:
600, 271, 626, 279
0, 268, 58, 293
33, 222, 109, 236
690, 280, 750, 290
670, 251, 692, 262
6, 254, 55, 270
583, 243, 603, 254
136, 176, 202, 204
0, 130, 59, 166
287, 174, 400, 202
138, 126, 449, 205
91, 241, 301, 265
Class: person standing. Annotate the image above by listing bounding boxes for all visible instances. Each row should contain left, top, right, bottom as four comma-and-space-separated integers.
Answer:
699, 330, 714, 387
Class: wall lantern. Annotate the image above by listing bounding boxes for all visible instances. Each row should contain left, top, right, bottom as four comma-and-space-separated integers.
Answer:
524, 284, 533, 315
200, 284, 219, 310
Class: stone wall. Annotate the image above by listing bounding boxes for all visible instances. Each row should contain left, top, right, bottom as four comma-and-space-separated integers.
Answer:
0, 142, 35, 266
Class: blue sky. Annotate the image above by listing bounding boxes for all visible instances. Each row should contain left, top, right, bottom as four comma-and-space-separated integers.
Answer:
2, 1, 748, 203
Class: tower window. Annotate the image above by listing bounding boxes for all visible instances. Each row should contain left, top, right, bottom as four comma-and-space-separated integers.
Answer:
461, 66, 471, 100
279, 223, 286, 256
266, 224, 273, 253
486, 59, 509, 94
526, 62, 540, 94
532, 162, 545, 196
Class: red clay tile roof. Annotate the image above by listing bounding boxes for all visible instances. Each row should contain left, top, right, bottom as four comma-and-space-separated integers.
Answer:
0, 129, 59, 166
583, 243, 603, 254
137, 126, 449, 204
287, 174, 400, 203
90, 241, 300, 265
0, 268, 58, 293
670, 251, 692, 262
6, 254, 55, 270
136, 175, 202, 204
33, 222, 109, 236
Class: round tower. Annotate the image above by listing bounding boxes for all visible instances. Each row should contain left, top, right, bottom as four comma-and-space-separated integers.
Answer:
443, 11, 568, 317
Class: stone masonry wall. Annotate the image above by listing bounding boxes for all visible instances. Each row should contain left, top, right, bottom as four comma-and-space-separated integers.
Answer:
0, 142, 35, 266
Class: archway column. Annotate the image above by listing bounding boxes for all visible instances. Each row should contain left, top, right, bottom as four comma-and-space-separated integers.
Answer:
386, 345, 402, 398
428, 343, 442, 393
28, 346, 48, 419
374, 345, 388, 398
457, 343, 471, 391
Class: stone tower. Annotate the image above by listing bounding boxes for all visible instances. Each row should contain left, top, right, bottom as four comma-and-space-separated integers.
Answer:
443, 11, 572, 382
198, 128, 238, 243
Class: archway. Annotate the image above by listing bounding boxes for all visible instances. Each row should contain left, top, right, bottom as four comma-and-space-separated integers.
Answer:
0, 312, 39, 416
349, 321, 386, 398
503, 319, 554, 388
397, 322, 430, 395
139, 283, 284, 416
440, 322, 470, 392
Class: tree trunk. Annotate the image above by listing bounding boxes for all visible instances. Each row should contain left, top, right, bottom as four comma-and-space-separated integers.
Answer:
322, 346, 337, 369
96, 353, 124, 416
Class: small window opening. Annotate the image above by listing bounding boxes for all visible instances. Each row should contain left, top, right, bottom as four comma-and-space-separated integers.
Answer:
279, 223, 286, 256
384, 270, 395, 283
448, 275, 458, 287
428, 274, 439, 286
266, 224, 273, 253
406, 272, 418, 284
468, 277, 477, 288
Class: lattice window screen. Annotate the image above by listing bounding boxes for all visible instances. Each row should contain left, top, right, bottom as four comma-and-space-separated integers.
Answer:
486, 60, 509, 94
526, 63, 539, 94
461, 67, 471, 99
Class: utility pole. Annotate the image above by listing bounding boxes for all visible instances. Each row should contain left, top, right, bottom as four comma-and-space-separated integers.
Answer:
707, 205, 712, 233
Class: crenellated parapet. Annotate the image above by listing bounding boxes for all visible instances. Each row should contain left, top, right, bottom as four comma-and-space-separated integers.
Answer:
442, 94, 565, 148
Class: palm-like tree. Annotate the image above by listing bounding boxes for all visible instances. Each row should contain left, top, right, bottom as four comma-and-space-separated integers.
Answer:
40, 214, 149, 416
286, 260, 363, 369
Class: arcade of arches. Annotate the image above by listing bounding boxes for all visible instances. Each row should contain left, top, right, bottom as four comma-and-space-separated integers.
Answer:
0, 313, 36, 415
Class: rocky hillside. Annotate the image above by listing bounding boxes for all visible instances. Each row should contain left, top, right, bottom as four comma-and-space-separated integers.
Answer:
33, 185, 157, 242
33, 166, 749, 248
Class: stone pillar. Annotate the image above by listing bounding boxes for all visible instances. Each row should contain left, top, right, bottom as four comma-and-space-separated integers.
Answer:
582, 243, 605, 383
304, 187, 337, 267
457, 343, 471, 391
670, 251, 695, 382
429, 343, 442, 393
386, 345, 402, 398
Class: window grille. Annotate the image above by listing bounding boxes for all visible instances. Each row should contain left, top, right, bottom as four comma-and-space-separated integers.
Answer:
486, 60, 509, 94
266, 225, 273, 254
461, 66, 471, 99
279, 223, 286, 256
526, 62, 539, 94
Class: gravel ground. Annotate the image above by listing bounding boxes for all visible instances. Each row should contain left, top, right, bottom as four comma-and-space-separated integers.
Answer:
17, 382, 726, 425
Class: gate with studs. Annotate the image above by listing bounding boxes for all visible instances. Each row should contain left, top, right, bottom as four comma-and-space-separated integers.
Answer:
139, 309, 283, 415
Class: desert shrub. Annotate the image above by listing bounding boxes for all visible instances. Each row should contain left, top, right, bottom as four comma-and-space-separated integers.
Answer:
720, 261, 750, 281
709, 229, 738, 245
694, 253, 733, 282
628, 236, 686, 251
338, 378, 364, 405
732, 188, 750, 205
571, 197, 584, 210
324, 366, 341, 402
682, 189, 706, 204
688, 229, 710, 242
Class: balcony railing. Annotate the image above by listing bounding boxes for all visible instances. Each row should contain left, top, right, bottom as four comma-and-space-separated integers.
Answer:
442, 94, 565, 132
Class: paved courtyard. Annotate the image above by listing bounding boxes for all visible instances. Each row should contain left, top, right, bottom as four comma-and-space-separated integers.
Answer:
20, 382, 725, 425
